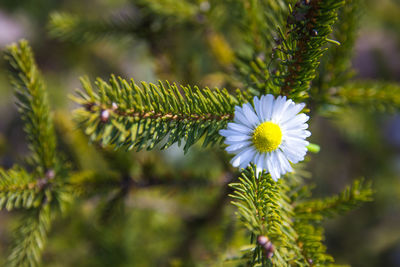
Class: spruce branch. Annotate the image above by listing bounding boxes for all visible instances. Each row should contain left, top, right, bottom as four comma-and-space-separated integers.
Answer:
268, 0, 345, 101
7, 206, 52, 267
229, 166, 306, 266
335, 81, 400, 112
293, 223, 334, 266
316, 0, 362, 89
291, 179, 372, 265
48, 0, 200, 43
295, 179, 373, 221
48, 12, 140, 43
0, 167, 51, 211
4, 40, 58, 175
135, 0, 198, 22
235, 0, 289, 94
72, 75, 247, 152
3, 40, 71, 267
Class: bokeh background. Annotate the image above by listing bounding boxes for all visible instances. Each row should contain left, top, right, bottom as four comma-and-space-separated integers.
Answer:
0, 0, 399, 266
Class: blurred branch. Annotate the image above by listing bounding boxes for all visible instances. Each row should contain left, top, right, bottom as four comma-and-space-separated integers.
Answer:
295, 179, 373, 221
334, 81, 400, 112
4, 40, 59, 176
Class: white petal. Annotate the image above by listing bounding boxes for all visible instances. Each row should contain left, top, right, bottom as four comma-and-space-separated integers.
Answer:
231, 147, 256, 169
281, 114, 309, 130
284, 136, 309, 147
280, 103, 305, 124
271, 96, 287, 123
255, 153, 266, 177
225, 141, 252, 153
226, 135, 251, 142
283, 129, 311, 139
253, 152, 261, 174
254, 96, 264, 121
231, 147, 253, 167
276, 149, 293, 173
219, 129, 245, 137
268, 152, 280, 181
272, 151, 285, 177
262, 94, 274, 121
242, 103, 259, 127
227, 122, 253, 135
239, 148, 256, 169
272, 97, 292, 123
279, 143, 307, 163
234, 106, 250, 126
279, 145, 301, 163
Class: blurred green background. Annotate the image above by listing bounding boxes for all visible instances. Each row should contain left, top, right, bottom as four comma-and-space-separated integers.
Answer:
0, 0, 399, 266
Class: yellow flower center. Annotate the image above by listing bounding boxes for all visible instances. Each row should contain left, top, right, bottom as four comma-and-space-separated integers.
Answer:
252, 121, 282, 153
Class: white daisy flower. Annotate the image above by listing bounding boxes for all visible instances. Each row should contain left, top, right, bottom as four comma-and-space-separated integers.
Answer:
219, 95, 311, 180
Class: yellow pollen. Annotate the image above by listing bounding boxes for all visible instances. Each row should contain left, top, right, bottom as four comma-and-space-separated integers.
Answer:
252, 121, 282, 153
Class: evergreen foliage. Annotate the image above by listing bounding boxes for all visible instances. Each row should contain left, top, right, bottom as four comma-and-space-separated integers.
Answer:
48, 12, 138, 43
229, 166, 302, 266
309, 0, 362, 111
336, 81, 400, 112
1, 0, 397, 266
72, 76, 248, 152
0, 167, 42, 211
2, 41, 68, 267
7, 207, 52, 267
4, 41, 59, 175
295, 179, 373, 221
314, 0, 362, 93
267, 0, 345, 101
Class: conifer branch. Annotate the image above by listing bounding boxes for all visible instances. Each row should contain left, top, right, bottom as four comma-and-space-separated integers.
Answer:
269, 0, 345, 101
293, 223, 334, 266
3, 40, 68, 267
317, 0, 362, 88
48, 1, 200, 43
135, 0, 198, 21
311, 0, 362, 108
0, 167, 50, 211
295, 179, 373, 221
234, 0, 290, 94
4, 41, 58, 175
73, 75, 247, 152
7, 206, 52, 267
48, 12, 141, 43
335, 81, 400, 112
229, 166, 305, 265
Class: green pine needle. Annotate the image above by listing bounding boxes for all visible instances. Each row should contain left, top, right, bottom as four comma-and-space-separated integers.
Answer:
268, 0, 345, 101
4, 40, 59, 176
0, 167, 46, 211
72, 75, 248, 153
295, 178, 373, 221
7, 206, 52, 267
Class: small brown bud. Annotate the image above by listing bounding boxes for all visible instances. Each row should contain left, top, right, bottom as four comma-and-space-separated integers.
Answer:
100, 109, 110, 123
311, 29, 318, 36
257, 235, 269, 246
266, 251, 274, 259
264, 241, 273, 251
111, 102, 118, 111
37, 178, 47, 190
45, 169, 55, 179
